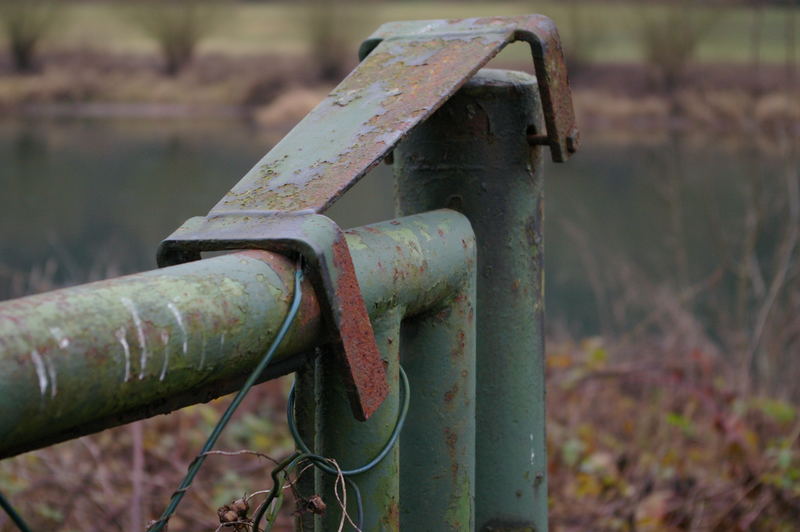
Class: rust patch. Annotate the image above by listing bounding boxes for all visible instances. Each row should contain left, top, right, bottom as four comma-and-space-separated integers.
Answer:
208, 15, 576, 215
444, 382, 459, 403
330, 235, 388, 421
444, 427, 459, 481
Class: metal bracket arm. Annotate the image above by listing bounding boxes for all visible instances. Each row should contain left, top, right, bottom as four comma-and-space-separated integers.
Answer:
156, 15, 578, 421
212, 14, 579, 215
158, 213, 386, 422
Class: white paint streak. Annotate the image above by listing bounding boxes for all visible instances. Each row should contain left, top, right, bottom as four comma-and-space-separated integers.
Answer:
167, 302, 188, 356
530, 433, 535, 465
45, 357, 57, 398
50, 327, 70, 349
30, 350, 48, 396
159, 330, 170, 381
220, 333, 225, 354
121, 297, 149, 379
199, 334, 207, 370
115, 327, 131, 382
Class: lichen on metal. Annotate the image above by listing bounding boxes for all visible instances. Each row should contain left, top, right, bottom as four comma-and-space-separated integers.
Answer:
156, 14, 577, 426
0, 210, 474, 459
158, 213, 388, 421
217, 15, 577, 217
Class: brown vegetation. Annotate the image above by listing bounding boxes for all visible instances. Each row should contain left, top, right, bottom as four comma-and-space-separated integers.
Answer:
2, 339, 799, 530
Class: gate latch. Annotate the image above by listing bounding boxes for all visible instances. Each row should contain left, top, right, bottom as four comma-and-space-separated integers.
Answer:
157, 15, 579, 421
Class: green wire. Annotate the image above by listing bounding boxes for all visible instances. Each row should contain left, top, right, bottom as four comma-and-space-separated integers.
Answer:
147, 264, 305, 532
286, 366, 410, 477
0, 490, 32, 532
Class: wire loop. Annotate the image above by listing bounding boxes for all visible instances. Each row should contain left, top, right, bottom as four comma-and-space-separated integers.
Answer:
286, 366, 410, 477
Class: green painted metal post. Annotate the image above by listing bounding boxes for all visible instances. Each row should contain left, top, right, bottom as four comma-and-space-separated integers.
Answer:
300, 211, 477, 531
318, 309, 402, 531
399, 275, 476, 531
395, 69, 548, 531
293, 360, 320, 532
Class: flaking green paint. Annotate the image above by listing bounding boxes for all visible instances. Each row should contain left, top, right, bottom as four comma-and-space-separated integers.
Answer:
395, 69, 549, 532
0, 210, 474, 461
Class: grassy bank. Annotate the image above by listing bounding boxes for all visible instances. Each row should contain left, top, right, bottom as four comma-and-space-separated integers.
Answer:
0, 1, 795, 131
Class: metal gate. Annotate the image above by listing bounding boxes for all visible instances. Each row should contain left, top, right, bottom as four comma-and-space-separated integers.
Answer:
0, 15, 578, 532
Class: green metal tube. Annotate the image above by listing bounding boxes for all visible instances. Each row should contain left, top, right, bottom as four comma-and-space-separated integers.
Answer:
399, 264, 476, 531
395, 69, 548, 531
0, 210, 473, 461
318, 309, 402, 531
306, 209, 477, 531
0, 250, 321, 459
293, 359, 320, 532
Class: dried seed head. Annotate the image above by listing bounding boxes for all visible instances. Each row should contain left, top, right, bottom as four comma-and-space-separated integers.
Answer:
221, 510, 239, 523
231, 498, 249, 517
306, 494, 326, 515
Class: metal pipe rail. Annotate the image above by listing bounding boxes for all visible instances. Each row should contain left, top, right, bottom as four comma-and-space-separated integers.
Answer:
0, 210, 475, 461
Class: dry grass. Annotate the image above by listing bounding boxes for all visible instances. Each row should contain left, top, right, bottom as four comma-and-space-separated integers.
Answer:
2, 337, 799, 531
547, 338, 800, 531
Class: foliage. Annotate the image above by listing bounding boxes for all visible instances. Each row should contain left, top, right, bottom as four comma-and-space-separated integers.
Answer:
547, 338, 800, 530
129, 0, 225, 76
0, 0, 59, 73
0, 381, 298, 531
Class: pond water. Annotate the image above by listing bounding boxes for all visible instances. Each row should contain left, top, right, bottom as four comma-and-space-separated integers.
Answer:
0, 116, 791, 338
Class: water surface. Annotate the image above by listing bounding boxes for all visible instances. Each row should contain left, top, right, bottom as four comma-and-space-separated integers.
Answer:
0, 117, 789, 338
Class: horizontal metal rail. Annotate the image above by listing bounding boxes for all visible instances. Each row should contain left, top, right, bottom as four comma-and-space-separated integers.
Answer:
0, 209, 475, 460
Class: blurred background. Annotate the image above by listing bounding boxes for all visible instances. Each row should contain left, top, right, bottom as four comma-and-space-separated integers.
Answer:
0, 0, 798, 530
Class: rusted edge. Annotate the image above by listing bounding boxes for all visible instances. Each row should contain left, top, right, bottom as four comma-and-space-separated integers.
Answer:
361, 14, 579, 163
157, 213, 388, 421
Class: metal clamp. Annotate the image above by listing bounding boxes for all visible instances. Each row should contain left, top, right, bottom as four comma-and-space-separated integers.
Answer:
158, 213, 387, 421
157, 15, 578, 421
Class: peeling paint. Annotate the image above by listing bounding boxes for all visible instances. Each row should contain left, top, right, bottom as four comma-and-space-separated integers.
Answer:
49, 327, 70, 349
120, 297, 148, 380
167, 302, 188, 356
30, 350, 47, 397
207, 15, 575, 215
159, 330, 170, 381
115, 327, 131, 382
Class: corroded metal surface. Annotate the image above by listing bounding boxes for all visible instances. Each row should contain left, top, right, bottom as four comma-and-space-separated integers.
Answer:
319, 210, 477, 531
217, 15, 576, 216
158, 14, 576, 425
0, 210, 474, 459
158, 214, 387, 421
395, 70, 550, 531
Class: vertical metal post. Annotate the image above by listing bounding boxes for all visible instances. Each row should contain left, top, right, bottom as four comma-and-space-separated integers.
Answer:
395, 69, 548, 531
318, 310, 402, 531
303, 211, 477, 531
400, 284, 476, 531
293, 360, 319, 532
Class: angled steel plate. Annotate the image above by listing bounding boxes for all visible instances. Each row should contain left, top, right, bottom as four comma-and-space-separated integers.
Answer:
158, 15, 578, 422
214, 15, 578, 215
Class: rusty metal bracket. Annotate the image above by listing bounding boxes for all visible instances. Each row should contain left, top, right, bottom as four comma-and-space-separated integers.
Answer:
359, 15, 579, 162
156, 15, 578, 421
158, 213, 386, 421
